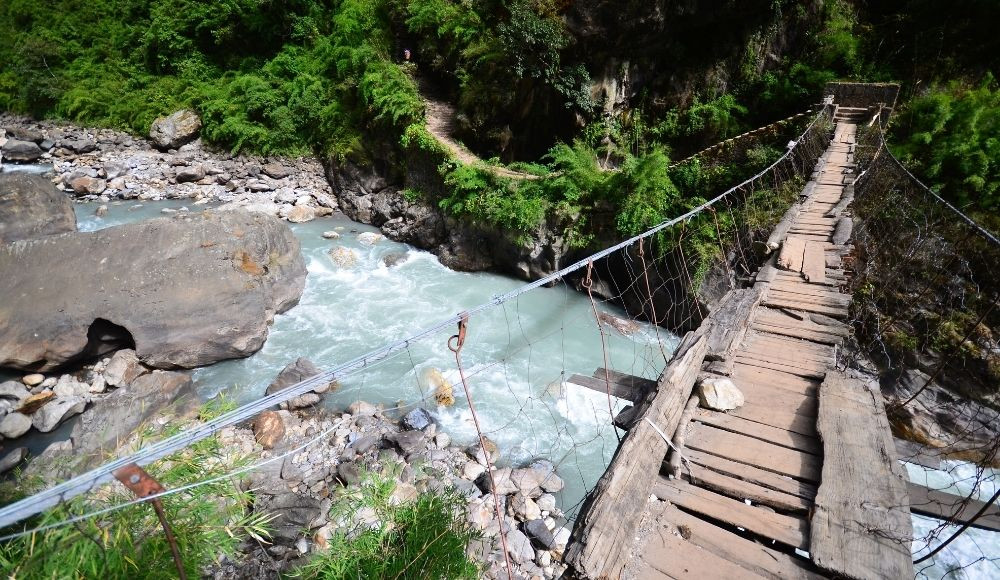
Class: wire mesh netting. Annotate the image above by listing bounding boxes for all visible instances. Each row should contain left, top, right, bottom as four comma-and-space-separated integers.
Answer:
0, 107, 836, 578
847, 114, 1000, 578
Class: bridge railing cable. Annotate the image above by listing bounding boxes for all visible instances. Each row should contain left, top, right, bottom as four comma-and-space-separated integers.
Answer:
0, 105, 835, 577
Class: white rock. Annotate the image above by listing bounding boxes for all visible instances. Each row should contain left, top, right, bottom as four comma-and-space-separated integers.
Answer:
328, 247, 358, 268
32, 397, 86, 433
553, 526, 571, 550
696, 377, 745, 411
0, 412, 32, 439
536, 493, 557, 512
0, 381, 30, 402
322, 231, 341, 240
510, 492, 542, 521
295, 537, 309, 555
21, 374, 44, 387
357, 232, 382, 246
463, 461, 486, 481
505, 529, 535, 564
88, 375, 107, 394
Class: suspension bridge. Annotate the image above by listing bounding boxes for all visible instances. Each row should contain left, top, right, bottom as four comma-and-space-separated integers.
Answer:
1, 82, 998, 579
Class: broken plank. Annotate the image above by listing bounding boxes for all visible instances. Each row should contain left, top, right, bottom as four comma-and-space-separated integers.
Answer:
777, 237, 806, 272
810, 370, 913, 579
567, 373, 644, 402
687, 422, 822, 482
653, 478, 810, 549
594, 367, 657, 392
681, 465, 811, 514
652, 502, 824, 579
907, 482, 1000, 532
762, 297, 848, 318
802, 241, 827, 283
751, 321, 844, 345
694, 407, 822, 455
730, 401, 820, 438
683, 448, 818, 500
637, 524, 769, 579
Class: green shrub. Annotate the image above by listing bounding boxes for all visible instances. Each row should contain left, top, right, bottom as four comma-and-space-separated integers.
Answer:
296, 473, 479, 580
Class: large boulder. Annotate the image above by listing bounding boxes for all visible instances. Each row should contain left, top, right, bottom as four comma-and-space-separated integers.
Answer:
265, 357, 330, 409
0, 172, 77, 243
1, 139, 43, 162
149, 110, 202, 150
0, 210, 307, 371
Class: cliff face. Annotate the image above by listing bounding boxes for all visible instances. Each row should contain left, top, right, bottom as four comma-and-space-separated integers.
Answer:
568, 0, 824, 115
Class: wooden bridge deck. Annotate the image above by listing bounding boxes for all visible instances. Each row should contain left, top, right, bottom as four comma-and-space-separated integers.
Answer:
567, 112, 915, 579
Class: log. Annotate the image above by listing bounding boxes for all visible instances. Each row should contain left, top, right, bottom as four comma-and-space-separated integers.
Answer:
703, 288, 761, 362
766, 201, 804, 251
666, 395, 700, 477
565, 331, 709, 578
810, 370, 913, 579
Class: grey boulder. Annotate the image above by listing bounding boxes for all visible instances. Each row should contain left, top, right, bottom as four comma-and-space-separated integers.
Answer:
0, 172, 76, 243
32, 396, 86, 433
1, 139, 43, 162
150, 110, 202, 150
0, 210, 307, 371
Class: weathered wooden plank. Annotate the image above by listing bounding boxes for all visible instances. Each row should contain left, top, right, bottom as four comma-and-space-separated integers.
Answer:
652, 503, 824, 579
683, 448, 818, 500
740, 344, 834, 370
729, 363, 823, 393
682, 467, 810, 513
565, 332, 709, 578
767, 290, 850, 309
802, 241, 827, 283
687, 422, 822, 482
567, 373, 643, 402
743, 333, 836, 359
751, 321, 844, 345
755, 309, 850, 336
638, 524, 770, 579
766, 201, 804, 252
733, 352, 829, 379
653, 478, 810, 549
762, 297, 848, 318
703, 288, 762, 362
777, 237, 806, 272
594, 367, 657, 392
694, 408, 822, 455
730, 401, 819, 438
810, 370, 914, 579
907, 482, 1000, 532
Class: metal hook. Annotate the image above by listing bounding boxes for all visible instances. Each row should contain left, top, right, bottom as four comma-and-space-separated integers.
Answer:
448, 313, 469, 353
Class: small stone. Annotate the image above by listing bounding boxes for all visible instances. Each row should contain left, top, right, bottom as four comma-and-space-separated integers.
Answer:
510, 492, 542, 521
22, 374, 44, 387
32, 396, 86, 432
357, 232, 382, 246
536, 494, 557, 512
95, 205, 109, 217
524, 518, 556, 549
322, 231, 341, 240
391, 430, 426, 455
175, 164, 205, 183
0, 381, 30, 401
696, 377, 745, 411
70, 176, 107, 195
328, 246, 358, 268
17, 390, 55, 414
347, 400, 377, 416
103, 349, 147, 387
391, 482, 419, 505
434, 432, 451, 449
0, 447, 28, 474
254, 410, 285, 449
313, 524, 335, 552
402, 407, 435, 431
505, 528, 535, 564
284, 392, 321, 410
337, 461, 361, 486
463, 461, 486, 481
295, 537, 309, 555
286, 205, 316, 223
0, 412, 32, 438
88, 376, 106, 394
553, 526, 571, 550
262, 162, 291, 179
351, 435, 377, 454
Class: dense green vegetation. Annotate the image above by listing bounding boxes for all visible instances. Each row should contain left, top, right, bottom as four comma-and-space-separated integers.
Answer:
1, 0, 995, 244
0, 399, 269, 579
298, 472, 479, 579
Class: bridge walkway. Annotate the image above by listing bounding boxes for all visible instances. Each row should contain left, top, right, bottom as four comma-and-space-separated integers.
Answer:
567, 110, 914, 579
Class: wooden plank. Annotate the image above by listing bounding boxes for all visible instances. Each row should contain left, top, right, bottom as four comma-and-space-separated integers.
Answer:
754, 309, 849, 336
653, 478, 810, 549
777, 237, 805, 272
702, 288, 762, 362
733, 352, 829, 379
594, 367, 656, 392
743, 334, 836, 359
801, 241, 827, 283
768, 281, 845, 299
729, 363, 823, 393
694, 408, 822, 455
687, 422, 822, 482
762, 297, 848, 318
907, 482, 1000, 532
567, 373, 644, 402
684, 448, 818, 501
638, 524, 770, 579
832, 217, 854, 245
730, 401, 819, 438
651, 503, 823, 579
740, 343, 834, 369
766, 201, 803, 252
810, 370, 914, 579
682, 467, 810, 513
767, 289, 849, 308
895, 438, 942, 470
565, 332, 708, 578
751, 321, 844, 345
